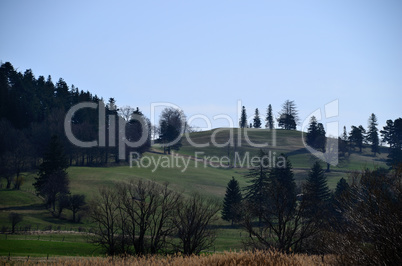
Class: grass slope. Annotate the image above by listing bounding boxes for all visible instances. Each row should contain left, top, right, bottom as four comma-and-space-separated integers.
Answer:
0, 128, 389, 256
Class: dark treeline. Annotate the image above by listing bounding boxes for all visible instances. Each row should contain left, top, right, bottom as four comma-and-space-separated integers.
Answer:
0, 62, 151, 189
222, 154, 402, 264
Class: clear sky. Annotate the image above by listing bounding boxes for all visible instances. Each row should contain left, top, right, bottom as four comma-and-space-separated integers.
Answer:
1, 0, 401, 134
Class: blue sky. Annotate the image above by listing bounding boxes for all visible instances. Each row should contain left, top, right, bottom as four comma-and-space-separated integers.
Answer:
1, 0, 401, 134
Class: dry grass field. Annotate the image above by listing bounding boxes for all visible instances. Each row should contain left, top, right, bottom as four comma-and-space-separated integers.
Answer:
1, 250, 337, 265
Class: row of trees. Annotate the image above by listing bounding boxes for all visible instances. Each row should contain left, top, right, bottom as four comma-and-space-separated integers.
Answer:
239, 100, 299, 130
341, 114, 402, 166
305, 112, 402, 169
223, 153, 328, 252
1, 62, 183, 190
88, 180, 220, 256
0, 63, 148, 174
222, 151, 402, 263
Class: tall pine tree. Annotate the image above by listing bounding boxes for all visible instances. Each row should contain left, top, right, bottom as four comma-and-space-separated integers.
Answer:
367, 113, 380, 156
239, 106, 247, 128
265, 104, 274, 129
34, 135, 70, 211
253, 108, 261, 128
381, 118, 402, 167
222, 177, 242, 225
277, 100, 298, 130
349, 125, 366, 153
303, 161, 331, 219
244, 149, 270, 223
306, 116, 326, 152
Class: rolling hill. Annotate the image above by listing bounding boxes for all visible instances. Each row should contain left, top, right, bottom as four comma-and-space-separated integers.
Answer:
0, 128, 390, 256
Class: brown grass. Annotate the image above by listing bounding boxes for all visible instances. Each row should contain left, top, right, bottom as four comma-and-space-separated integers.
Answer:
1, 250, 337, 265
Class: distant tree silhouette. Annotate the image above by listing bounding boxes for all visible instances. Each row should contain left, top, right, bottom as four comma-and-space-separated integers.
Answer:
306, 116, 326, 152
34, 135, 70, 211
330, 177, 351, 232
9, 212, 23, 234
69, 194, 86, 222
381, 118, 402, 167
265, 104, 274, 129
222, 177, 242, 225
243, 150, 270, 224
253, 108, 262, 128
367, 113, 380, 156
349, 125, 365, 153
278, 100, 298, 130
303, 161, 331, 219
239, 106, 247, 128
159, 107, 185, 154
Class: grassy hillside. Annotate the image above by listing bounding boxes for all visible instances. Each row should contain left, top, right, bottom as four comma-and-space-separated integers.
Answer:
180, 128, 388, 169
0, 128, 390, 256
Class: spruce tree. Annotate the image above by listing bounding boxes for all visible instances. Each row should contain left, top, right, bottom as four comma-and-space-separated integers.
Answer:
306, 116, 326, 151
253, 108, 262, 128
349, 125, 366, 152
277, 100, 298, 130
222, 177, 242, 225
342, 126, 348, 141
265, 104, 274, 129
239, 106, 247, 128
381, 118, 402, 167
331, 177, 351, 231
34, 135, 70, 211
367, 113, 380, 156
244, 149, 270, 223
303, 161, 331, 218
267, 155, 296, 215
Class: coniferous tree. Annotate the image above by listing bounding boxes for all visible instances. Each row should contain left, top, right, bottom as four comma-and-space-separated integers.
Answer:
265, 104, 274, 129
303, 161, 331, 219
338, 126, 349, 157
243, 149, 270, 223
239, 106, 247, 128
367, 113, 380, 156
342, 126, 348, 141
242, 155, 309, 252
306, 116, 326, 151
328, 177, 352, 237
277, 100, 298, 130
34, 135, 70, 211
253, 108, 261, 128
349, 125, 366, 153
381, 118, 402, 167
267, 155, 297, 215
222, 177, 243, 225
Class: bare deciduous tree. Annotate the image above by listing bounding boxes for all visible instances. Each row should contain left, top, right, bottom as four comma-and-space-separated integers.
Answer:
326, 166, 402, 265
173, 193, 221, 255
118, 106, 134, 121
90, 180, 184, 255
88, 186, 122, 256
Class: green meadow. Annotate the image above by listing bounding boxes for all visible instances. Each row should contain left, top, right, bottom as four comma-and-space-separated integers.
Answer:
0, 129, 389, 257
